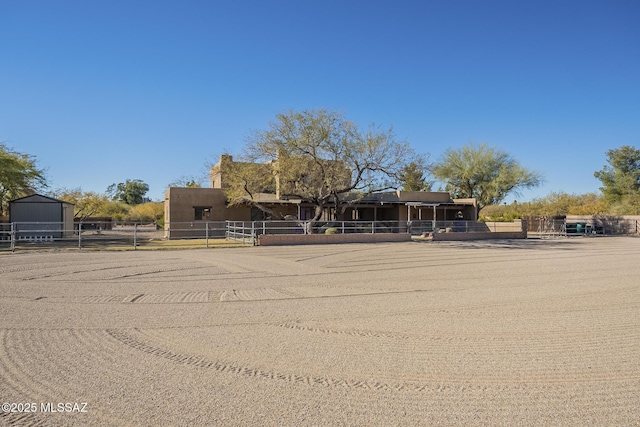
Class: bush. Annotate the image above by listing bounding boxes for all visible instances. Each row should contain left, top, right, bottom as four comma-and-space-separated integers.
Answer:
324, 227, 338, 234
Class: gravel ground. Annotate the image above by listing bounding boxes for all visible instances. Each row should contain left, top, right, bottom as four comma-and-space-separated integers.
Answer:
1, 237, 639, 426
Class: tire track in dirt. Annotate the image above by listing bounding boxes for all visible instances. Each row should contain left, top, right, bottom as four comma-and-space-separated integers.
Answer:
105, 328, 640, 389
272, 322, 412, 340
15, 265, 219, 282
0, 328, 154, 426
219, 288, 302, 301
270, 320, 640, 346
103, 328, 454, 392
2, 241, 639, 425
21, 291, 220, 304
267, 320, 640, 379
0, 329, 94, 426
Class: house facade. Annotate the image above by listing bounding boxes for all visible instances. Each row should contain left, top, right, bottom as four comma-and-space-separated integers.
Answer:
164, 156, 478, 238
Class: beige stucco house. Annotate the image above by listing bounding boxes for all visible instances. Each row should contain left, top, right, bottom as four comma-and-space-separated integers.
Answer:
164, 156, 478, 238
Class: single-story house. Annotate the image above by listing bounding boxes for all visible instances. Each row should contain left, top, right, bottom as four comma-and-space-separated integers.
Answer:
164, 155, 478, 238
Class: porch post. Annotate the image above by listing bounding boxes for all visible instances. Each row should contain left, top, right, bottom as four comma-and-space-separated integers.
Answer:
433, 205, 436, 230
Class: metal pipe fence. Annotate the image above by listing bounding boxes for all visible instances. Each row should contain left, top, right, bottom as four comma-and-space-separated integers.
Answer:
2, 218, 636, 251
527, 217, 640, 238
0, 221, 256, 251
222, 220, 521, 244
0, 221, 159, 251
0, 220, 492, 250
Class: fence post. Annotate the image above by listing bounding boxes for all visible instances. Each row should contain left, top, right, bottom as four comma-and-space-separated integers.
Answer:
205, 222, 209, 248
78, 222, 82, 250
133, 223, 137, 250
10, 222, 15, 252
252, 221, 256, 246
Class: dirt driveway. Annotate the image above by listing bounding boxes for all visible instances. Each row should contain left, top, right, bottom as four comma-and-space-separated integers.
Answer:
1, 238, 638, 426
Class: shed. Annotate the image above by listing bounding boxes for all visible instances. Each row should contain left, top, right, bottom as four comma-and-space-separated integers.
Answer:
9, 194, 75, 238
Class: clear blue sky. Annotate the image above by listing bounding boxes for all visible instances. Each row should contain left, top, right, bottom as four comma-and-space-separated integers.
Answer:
2, 0, 639, 203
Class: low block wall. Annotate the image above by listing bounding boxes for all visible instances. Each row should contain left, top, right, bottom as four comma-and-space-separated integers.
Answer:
258, 233, 412, 246
431, 231, 527, 241
482, 221, 526, 232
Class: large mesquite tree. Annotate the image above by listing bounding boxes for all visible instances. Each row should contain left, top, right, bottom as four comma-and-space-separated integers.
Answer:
224, 109, 422, 228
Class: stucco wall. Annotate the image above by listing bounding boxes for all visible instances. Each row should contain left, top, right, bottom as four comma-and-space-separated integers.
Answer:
167, 188, 255, 221
397, 191, 452, 203
164, 187, 251, 238
481, 220, 526, 232
431, 231, 527, 241
430, 220, 527, 240
258, 233, 412, 246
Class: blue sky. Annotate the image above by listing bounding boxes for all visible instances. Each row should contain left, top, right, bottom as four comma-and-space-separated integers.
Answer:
2, 0, 639, 203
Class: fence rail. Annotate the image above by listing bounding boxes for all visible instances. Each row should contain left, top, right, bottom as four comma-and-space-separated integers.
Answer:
0, 221, 161, 251
1, 218, 637, 251
526, 217, 640, 238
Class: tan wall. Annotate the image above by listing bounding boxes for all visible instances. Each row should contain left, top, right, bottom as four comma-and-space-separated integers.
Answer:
482, 220, 525, 232
397, 191, 452, 203
164, 187, 251, 238
209, 154, 232, 188
430, 219, 527, 240
258, 233, 411, 246
432, 231, 527, 241
165, 187, 229, 221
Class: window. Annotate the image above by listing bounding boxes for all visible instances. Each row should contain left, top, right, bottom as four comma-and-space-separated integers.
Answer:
194, 207, 211, 221
300, 207, 313, 220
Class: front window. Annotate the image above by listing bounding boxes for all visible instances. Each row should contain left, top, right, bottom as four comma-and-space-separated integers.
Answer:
194, 207, 211, 221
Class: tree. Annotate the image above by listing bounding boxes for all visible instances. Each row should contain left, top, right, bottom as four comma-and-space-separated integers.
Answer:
0, 144, 47, 217
399, 161, 432, 191
107, 179, 150, 205
432, 142, 543, 210
51, 187, 136, 221
526, 192, 609, 216
101, 200, 131, 222
225, 109, 420, 228
594, 146, 640, 209
127, 201, 164, 223
51, 188, 111, 220
168, 175, 202, 188
479, 192, 609, 221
